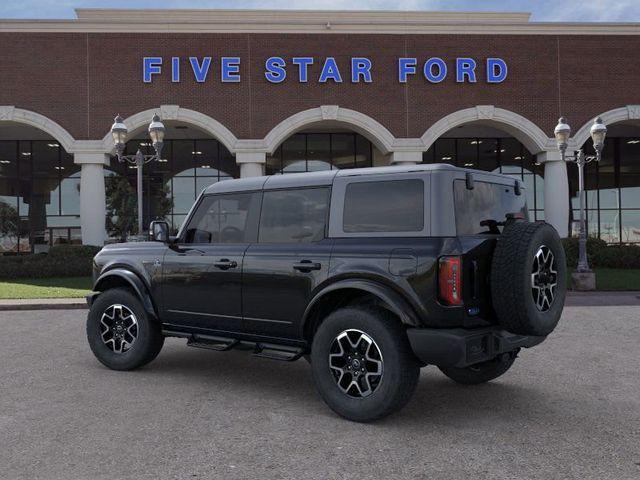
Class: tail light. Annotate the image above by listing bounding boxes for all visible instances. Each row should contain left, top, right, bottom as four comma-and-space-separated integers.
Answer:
438, 256, 462, 306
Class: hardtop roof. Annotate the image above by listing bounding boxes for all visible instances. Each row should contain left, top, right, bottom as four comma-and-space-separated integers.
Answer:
202, 163, 518, 195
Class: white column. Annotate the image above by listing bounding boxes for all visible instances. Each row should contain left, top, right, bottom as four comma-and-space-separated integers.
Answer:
75, 152, 109, 246
236, 151, 266, 178
538, 151, 569, 238
390, 151, 422, 165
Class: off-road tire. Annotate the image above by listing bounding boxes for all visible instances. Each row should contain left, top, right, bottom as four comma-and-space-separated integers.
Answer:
87, 288, 164, 371
310, 306, 420, 423
439, 352, 517, 385
491, 221, 566, 336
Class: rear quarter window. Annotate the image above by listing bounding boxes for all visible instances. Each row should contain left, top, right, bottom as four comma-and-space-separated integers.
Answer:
343, 179, 424, 233
454, 179, 528, 235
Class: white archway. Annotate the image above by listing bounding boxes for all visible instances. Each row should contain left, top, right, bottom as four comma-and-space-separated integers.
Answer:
263, 106, 396, 155
421, 105, 553, 154
100, 105, 239, 154
572, 105, 640, 148
0, 106, 76, 152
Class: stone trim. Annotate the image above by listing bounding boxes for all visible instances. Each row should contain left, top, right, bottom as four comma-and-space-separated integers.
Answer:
571, 105, 640, 148
100, 105, 239, 155
0, 106, 76, 153
263, 106, 397, 155
421, 105, 554, 155
2, 10, 640, 35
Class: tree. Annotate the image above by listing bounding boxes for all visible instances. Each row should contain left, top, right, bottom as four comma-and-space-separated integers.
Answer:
105, 175, 137, 242
0, 201, 20, 250
105, 175, 174, 242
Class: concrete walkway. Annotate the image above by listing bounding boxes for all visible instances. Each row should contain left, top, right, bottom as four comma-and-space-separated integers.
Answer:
0, 291, 639, 311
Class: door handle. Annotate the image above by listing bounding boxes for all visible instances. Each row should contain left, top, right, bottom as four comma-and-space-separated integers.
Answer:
293, 261, 321, 272
213, 258, 238, 270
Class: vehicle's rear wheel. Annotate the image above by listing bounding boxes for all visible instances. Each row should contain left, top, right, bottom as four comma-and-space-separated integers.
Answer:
310, 306, 420, 423
491, 221, 567, 336
87, 288, 164, 371
438, 352, 517, 385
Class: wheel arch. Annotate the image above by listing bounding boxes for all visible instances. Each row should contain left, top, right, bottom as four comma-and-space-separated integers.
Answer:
92, 269, 158, 319
301, 279, 420, 341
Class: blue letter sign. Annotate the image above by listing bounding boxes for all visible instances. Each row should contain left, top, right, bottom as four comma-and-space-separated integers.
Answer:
487, 58, 508, 83
189, 57, 211, 83
143, 57, 162, 83
265, 57, 287, 83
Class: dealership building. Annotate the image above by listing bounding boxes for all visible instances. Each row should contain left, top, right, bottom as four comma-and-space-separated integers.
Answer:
1, 8, 640, 251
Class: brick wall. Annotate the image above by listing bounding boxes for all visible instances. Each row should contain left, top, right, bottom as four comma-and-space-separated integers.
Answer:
1, 31, 639, 142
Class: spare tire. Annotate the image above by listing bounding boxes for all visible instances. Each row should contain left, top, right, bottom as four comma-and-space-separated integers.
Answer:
490, 221, 566, 336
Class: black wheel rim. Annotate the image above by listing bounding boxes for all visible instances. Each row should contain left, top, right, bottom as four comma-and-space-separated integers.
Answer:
531, 245, 558, 312
328, 329, 383, 398
100, 304, 138, 354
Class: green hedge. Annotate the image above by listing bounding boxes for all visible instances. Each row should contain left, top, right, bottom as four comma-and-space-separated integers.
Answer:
562, 237, 640, 269
0, 245, 101, 280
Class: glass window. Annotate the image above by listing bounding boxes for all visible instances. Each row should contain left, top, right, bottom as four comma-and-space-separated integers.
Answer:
478, 138, 499, 171
355, 134, 372, 168
282, 135, 306, 173
343, 180, 424, 233
259, 188, 329, 243
621, 210, 640, 243
0, 141, 18, 177
332, 134, 356, 169
435, 138, 455, 164
456, 138, 478, 168
454, 180, 528, 235
184, 192, 259, 244
307, 134, 331, 172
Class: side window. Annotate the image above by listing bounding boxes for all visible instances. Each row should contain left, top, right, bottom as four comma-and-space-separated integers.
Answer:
184, 192, 260, 243
454, 180, 529, 235
343, 179, 424, 233
259, 188, 330, 243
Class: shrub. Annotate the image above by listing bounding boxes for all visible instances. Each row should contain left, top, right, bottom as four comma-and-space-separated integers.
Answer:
562, 237, 640, 269
0, 245, 101, 280
561, 237, 607, 268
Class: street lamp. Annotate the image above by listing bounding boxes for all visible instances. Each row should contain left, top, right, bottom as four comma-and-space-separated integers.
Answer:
110, 113, 165, 238
554, 116, 607, 274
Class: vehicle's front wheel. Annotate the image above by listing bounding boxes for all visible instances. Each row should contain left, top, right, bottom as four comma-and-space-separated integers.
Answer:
438, 352, 517, 385
311, 306, 420, 422
87, 288, 164, 371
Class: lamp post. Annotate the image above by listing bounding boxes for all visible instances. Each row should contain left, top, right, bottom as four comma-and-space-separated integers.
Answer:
110, 114, 166, 238
554, 116, 607, 274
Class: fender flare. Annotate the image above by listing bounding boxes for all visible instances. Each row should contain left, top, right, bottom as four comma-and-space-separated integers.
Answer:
92, 268, 157, 319
301, 279, 420, 337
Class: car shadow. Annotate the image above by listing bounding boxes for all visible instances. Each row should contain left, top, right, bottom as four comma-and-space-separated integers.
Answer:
127, 342, 576, 427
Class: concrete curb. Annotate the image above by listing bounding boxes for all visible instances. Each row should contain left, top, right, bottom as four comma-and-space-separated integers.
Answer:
1, 291, 639, 312
0, 298, 88, 311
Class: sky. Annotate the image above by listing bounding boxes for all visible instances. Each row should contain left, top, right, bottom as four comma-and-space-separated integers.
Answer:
1, 0, 640, 22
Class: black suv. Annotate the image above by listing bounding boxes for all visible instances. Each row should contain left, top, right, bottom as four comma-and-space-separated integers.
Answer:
87, 164, 566, 422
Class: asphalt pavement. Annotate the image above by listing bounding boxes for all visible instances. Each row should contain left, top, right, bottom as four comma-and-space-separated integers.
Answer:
0, 306, 639, 480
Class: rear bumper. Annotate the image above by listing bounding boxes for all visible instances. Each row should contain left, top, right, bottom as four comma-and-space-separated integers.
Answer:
406, 326, 546, 368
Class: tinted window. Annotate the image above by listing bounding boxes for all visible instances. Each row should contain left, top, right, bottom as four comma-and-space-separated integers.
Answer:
184, 192, 260, 243
454, 180, 529, 235
343, 179, 424, 233
259, 188, 329, 243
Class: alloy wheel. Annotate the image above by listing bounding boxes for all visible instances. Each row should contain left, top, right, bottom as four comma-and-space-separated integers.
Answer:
328, 329, 384, 398
531, 245, 558, 312
100, 304, 138, 354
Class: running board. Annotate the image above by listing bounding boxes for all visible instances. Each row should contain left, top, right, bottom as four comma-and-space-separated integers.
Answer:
252, 343, 304, 362
187, 334, 239, 351
166, 329, 305, 361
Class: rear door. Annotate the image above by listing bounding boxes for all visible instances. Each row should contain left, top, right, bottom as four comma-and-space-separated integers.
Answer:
161, 191, 261, 332
241, 187, 333, 339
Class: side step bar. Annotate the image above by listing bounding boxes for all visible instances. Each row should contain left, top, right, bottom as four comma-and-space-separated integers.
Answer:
163, 329, 305, 362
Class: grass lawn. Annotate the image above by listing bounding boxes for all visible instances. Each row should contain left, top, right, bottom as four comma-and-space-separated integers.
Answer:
0, 276, 93, 299
568, 268, 640, 291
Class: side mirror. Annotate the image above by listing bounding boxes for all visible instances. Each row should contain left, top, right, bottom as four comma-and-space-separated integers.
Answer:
149, 220, 169, 243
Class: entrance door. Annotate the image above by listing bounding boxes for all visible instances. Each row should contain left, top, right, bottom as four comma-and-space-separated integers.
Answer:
160, 191, 261, 333
242, 187, 332, 339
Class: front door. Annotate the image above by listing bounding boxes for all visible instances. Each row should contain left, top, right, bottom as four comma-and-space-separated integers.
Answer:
160, 191, 261, 333
242, 187, 332, 339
